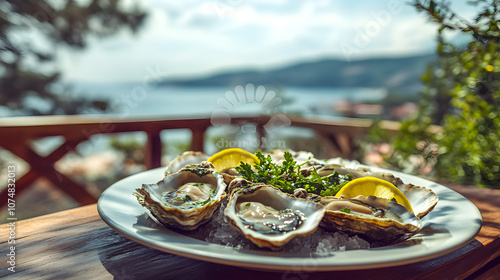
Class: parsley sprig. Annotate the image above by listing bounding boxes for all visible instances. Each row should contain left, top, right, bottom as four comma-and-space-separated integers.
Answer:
235, 151, 352, 196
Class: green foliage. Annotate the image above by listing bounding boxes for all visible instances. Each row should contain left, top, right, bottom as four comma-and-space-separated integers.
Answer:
387, 0, 500, 187
0, 1, 146, 115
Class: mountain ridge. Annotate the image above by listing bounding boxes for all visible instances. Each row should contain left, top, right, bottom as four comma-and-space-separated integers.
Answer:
162, 54, 436, 94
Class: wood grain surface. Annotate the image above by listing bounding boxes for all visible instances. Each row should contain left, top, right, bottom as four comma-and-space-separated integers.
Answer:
1, 184, 499, 280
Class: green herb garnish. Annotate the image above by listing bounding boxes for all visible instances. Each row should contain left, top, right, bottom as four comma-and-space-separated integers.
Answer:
235, 151, 352, 196
340, 207, 351, 214
187, 168, 210, 177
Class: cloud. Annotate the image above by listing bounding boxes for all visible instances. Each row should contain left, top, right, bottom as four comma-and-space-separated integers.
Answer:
57, 0, 452, 82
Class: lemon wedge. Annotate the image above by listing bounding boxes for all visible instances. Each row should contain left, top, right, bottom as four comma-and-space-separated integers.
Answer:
335, 177, 414, 213
207, 148, 259, 172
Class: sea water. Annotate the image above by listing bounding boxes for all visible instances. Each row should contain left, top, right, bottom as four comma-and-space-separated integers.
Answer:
24, 83, 386, 158
69, 82, 387, 118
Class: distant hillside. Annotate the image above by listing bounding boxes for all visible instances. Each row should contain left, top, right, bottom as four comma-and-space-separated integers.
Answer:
163, 54, 436, 94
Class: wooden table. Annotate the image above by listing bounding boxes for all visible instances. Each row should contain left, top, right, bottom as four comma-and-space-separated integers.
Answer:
1, 184, 499, 280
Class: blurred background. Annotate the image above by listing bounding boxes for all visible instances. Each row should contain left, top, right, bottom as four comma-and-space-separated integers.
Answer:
0, 0, 498, 219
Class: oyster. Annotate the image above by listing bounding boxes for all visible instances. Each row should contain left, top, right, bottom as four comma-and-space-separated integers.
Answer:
316, 164, 438, 218
164, 151, 208, 176
135, 161, 226, 231
165, 151, 243, 185
321, 195, 422, 246
224, 179, 325, 250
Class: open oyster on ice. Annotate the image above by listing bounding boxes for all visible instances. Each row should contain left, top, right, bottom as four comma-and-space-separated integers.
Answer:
315, 164, 439, 218
320, 195, 422, 246
134, 161, 226, 231
224, 179, 325, 250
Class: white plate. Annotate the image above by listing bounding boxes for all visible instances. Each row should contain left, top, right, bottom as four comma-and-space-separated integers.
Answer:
97, 167, 482, 271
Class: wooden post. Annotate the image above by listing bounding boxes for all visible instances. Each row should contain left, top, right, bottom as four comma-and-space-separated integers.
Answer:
190, 128, 206, 152
145, 130, 162, 169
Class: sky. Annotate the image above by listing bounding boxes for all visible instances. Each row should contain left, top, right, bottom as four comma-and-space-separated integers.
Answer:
57, 0, 474, 83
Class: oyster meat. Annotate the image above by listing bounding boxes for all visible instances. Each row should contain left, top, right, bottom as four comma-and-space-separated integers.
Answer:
224, 179, 325, 250
321, 195, 422, 246
134, 161, 226, 231
237, 202, 306, 234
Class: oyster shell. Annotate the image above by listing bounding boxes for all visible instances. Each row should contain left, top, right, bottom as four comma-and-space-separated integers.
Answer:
165, 151, 242, 185
219, 167, 242, 186
398, 183, 439, 218
164, 151, 208, 176
224, 178, 325, 250
320, 195, 422, 246
135, 161, 226, 231
316, 164, 438, 218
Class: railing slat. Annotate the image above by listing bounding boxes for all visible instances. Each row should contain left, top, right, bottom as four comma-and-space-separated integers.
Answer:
23, 148, 98, 205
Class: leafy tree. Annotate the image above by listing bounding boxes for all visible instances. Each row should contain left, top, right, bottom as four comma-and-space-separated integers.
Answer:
383, 0, 499, 187
0, 0, 146, 115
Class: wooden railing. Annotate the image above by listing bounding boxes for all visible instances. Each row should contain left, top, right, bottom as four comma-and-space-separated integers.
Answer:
0, 114, 401, 207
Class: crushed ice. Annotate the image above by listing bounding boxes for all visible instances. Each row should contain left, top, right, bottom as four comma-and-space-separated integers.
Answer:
183, 200, 370, 256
